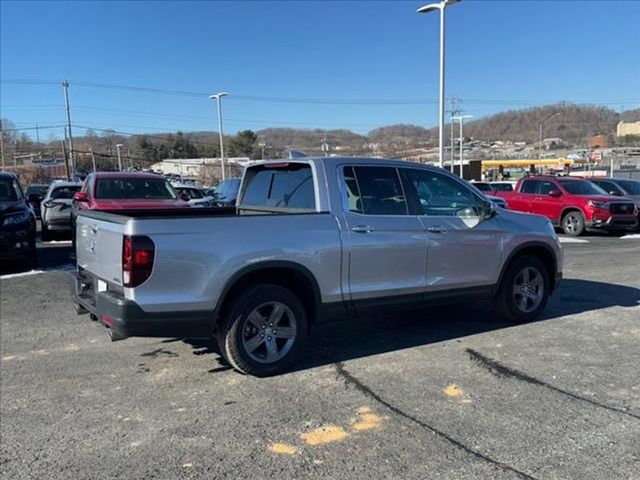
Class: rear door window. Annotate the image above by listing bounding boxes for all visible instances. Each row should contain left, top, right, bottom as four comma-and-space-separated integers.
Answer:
241, 163, 315, 211
344, 166, 408, 215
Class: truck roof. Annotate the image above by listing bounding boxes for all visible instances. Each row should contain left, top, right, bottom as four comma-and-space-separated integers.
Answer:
523, 175, 590, 182
250, 156, 443, 171
91, 172, 166, 179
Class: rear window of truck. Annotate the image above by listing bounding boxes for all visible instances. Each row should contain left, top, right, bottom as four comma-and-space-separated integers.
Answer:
95, 178, 177, 200
240, 163, 315, 211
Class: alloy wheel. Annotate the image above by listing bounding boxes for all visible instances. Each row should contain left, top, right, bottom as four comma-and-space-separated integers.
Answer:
512, 266, 544, 313
241, 301, 297, 364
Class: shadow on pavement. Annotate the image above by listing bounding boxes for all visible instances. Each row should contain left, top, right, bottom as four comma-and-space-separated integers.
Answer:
179, 278, 640, 374
0, 242, 74, 276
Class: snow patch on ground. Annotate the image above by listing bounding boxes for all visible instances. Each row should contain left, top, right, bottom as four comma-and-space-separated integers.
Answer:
0, 264, 75, 280
620, 234, 640, 239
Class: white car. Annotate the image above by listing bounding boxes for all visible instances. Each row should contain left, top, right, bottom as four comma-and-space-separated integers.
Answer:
174, 185, 214, 207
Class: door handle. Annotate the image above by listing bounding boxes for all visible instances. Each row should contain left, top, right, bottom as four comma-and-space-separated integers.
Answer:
426, 225, 445, 233
352, 225, 374, 233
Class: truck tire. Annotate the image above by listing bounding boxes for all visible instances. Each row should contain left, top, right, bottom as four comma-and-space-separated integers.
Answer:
561, 210, 585, 236
494, 255, 550, 323
217, 284, 308, 376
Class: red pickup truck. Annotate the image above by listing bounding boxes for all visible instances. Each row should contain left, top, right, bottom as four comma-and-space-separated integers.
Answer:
71, 172, 189, 233
494, 175, 638, 236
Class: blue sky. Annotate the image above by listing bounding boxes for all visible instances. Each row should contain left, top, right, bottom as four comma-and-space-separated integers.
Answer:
1, 0, 639, 139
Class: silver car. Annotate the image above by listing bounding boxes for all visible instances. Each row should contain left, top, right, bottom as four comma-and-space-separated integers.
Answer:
41, 181, 82, 241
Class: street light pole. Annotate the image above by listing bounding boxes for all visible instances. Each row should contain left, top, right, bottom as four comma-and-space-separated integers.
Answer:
116, 144, 123, 171
538, 112, 560, 160
417, 0, 460, 169
62, 80, 76, 179
209, 92, 228, 181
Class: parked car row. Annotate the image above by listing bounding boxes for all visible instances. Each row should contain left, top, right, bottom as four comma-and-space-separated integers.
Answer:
0, 172, 37, 266
494, 176, 640, 236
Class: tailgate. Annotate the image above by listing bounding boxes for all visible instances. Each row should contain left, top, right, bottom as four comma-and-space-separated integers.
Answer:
76, 213, 126, 286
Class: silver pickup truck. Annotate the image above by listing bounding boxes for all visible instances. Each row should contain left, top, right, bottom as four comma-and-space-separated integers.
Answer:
71, 157, 563, 376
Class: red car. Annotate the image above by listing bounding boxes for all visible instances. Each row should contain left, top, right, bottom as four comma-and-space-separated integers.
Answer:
71, 172, 189, 231
495, 175, 638, 236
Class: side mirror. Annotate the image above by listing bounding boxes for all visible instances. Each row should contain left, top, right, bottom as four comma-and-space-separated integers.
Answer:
609, 190, 622, 196
27, 193, 42, 204
73, 192, 89, 202
548, 189, 562, 198
180, 192, 191, 201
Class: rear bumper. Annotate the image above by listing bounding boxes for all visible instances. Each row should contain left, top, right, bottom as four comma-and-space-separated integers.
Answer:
69, 271, 213, 340
43, 214, 73, 230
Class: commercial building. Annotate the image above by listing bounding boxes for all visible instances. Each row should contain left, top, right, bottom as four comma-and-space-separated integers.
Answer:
150, 157, 251, 179
617, 120, 640, 137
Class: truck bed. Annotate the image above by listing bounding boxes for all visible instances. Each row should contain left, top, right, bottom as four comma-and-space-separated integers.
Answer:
79, 206, 237, 222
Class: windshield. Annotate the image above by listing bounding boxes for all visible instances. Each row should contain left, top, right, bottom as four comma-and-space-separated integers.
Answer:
473, 183, 494, 192
215, 179, 241, 199
617, 180, 640, 195
50, 185, 81, 200
491, 183, 513, 192
26, 184, 48, 195
559, 180, 607, 195
0, 177, 23, 202
95, 177, 177, 200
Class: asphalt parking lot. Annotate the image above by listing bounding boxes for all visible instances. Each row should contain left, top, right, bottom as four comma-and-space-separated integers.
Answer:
1, 233, 639, 479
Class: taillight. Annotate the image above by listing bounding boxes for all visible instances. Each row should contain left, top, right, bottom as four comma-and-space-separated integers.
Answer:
122, 235, 155, 288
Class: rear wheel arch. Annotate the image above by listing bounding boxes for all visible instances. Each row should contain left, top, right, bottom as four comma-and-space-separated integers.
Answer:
495, 243, 558, 295
213, 261, 322, 333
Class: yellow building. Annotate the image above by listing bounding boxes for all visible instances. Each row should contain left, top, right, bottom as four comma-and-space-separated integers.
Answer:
616, 120, 640, 137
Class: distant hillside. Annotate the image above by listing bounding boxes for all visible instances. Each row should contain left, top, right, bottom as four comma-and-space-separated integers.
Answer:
364, 104, 633, 149
367, 124, 433, 145
3, 103, 638, 166
461, 103, 622, 144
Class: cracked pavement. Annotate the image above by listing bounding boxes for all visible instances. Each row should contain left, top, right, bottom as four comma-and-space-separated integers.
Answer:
1, 236, 639, 479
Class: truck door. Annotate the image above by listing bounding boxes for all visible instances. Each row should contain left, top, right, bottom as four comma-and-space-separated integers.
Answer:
532, 179, 564, 222
339, 165, 427, 313
516, 179, 539, 213
400, 168, 504, 291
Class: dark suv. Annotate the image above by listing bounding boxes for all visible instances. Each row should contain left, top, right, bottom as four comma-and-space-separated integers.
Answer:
0, 172, 37, 266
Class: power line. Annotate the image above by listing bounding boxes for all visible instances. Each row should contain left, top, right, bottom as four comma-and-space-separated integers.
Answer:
5, 78, 637, 106
1, 124, 66, 132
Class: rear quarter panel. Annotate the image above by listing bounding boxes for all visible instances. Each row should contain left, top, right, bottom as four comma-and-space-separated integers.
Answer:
127, 213, 343, 313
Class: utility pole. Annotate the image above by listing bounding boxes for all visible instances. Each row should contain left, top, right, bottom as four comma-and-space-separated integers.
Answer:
62, 80, 76, 179
258, 135, 266, 160
62, 139, 70, 180
35, 122, 40, 149
453, 114, 472, 179
89, 148, 96, 172
321, 133, 330, 157
538, 112, 560, 160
